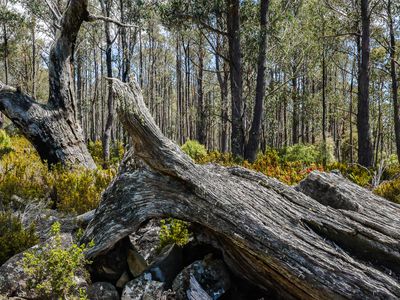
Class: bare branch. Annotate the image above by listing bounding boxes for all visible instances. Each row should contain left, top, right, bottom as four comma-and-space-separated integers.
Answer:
44, 0, 62, 22
87, 14, 139, 28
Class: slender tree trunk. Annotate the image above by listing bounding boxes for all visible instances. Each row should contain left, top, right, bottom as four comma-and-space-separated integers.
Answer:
388, 0, 400, 162
31, 18, 37, 98
292, 67, 299, 145
215, 25, 229, 153
357, 0, 373, 167
349, 59, 355, 164
139, 30, 143, 88
2, 24, 8, 85
101, 0, 115, 166
244, 0, 269, 162
227, 0, 244, 158
196, 33, 206, 145
322, 18, 327, 167
76, 50, 83, 130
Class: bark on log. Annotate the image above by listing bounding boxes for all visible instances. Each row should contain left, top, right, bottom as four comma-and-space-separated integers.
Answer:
0, 0, 96, 168
82, 79, 400, 299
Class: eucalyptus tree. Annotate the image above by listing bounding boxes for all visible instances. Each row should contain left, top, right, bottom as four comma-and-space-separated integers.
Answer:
244, 0, 270, 162
0, 0, 130, 168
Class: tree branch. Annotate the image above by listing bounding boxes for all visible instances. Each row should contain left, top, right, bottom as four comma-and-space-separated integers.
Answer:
0, 82, 17, 93
87, 14, 139, 28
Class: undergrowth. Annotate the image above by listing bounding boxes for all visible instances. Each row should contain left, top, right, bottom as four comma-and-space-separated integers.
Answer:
0, 212, 38, 265
22, 222, 93, 299
0, 134, 117, 214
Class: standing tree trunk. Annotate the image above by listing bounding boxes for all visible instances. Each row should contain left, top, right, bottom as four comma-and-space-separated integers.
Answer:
31, 18, 37, 98
227, 0, 245, 158
388, 0, 400, 162
196, 33, 206, 145
321, 16, 328, 167
357, 0, 373, 167
292, 66, 299, 145
349, 58, 355, 164
101, 0, 115, 166
215, 23, 229, 153
244, 0, 269, 162
0, 0, 96, 168
2, 23, 8, 86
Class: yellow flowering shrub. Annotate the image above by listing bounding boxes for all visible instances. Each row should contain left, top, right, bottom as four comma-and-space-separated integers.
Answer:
47, 166, 116, 214
0, 135, 115, 214
0, 212, 38, 265
374, 179, 400, 204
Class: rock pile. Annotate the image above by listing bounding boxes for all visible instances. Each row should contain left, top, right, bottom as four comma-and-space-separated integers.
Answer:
0, 217, 266, 299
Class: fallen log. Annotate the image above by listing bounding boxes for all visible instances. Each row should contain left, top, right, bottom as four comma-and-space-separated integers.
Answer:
82, 80, 400, 299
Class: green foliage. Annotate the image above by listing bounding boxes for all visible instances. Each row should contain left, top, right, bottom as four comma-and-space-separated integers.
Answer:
22, 222, 93, 300
159, 218, 190, 250
0, 212, 38, 265
0, 130, 11, 149
281, 144, 320, 164
181, 140, 208, 161
316, 138, 336, 165
48, 166, 115, 214
0, 136, 115, 213
381, 160, 400, 181
88, 140, 124, 167
326, 163, 372, 187
243, 149, 324, 185
374, 179, 400, 204
0, 130, 13, 159
0, 136, 49, 203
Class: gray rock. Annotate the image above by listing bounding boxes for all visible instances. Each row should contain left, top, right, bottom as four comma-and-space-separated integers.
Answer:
127, 248, 148, 277
149, 244, 183, 286
172, 256, 231, 300
116, 271, 131, 289
161, 290, 177, 300
87, 282, 119, 300
121, 273, 165, 300
0, 251, 32, 299
129, 219, 161, 264
186, 275, 212, 300
90, 237, 131, 284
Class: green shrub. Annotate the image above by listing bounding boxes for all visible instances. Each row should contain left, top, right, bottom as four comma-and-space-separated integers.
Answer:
88, 141, 103, 166
0, 130, 11, 149
382, 160, 400, 181
316, 138, 336, 164
327, 163, 372, 187
159, 218, 190, 250
281, 144, 319, 164
48, 166, 115, 214
0, 136, 115, 213
0, 136, 50, 205
0, 129, 13, 159
374, 179, 400, 204
88, 140, 124, 167
181, 140, 207, 161
0, 212, 38, 265
22, 222, 93, 299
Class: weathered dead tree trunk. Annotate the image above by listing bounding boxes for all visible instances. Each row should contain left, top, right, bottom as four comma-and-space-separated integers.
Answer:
0, 0, 96, 168
82, 79, 400, 299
